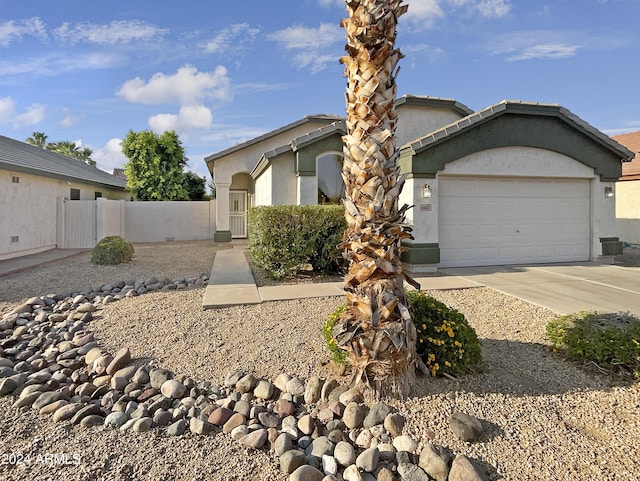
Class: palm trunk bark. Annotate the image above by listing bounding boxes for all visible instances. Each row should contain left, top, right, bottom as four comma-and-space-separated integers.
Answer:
336, 0, 417, 399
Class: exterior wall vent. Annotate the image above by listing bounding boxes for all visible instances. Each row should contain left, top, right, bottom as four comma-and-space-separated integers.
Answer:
11, 176, 19, 183
10, 236, 19, 244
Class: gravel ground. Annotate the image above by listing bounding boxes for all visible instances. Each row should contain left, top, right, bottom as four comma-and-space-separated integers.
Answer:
1, 242, 639, 481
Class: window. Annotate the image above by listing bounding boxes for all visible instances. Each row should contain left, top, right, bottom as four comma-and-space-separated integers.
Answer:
70, 188, 80, 200
317, 153, 345, 204
94, 192, 102, 199
11, 176, 19, 183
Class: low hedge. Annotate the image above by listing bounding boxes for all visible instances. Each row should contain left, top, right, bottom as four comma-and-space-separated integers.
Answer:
248, 205, 346, 279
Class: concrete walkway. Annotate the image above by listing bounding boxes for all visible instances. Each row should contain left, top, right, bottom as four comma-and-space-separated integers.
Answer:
202, 247, 482, 309
0, 248, 89, 277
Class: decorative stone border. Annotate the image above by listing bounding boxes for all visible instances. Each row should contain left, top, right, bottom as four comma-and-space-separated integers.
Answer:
0, 275, 495, 481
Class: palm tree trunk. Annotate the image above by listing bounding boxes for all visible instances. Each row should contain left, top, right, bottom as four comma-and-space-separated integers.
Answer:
336, 0, 417, 399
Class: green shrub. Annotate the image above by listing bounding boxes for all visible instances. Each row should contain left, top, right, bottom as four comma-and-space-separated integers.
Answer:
248, 205, 346, 279
546, 311, 640, 380
407, 290, 482, 377
91, 236, 135, 265
323, 291, 482, 377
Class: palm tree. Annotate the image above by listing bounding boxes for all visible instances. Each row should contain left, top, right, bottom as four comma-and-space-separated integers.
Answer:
50, 141, 96, 166
334, 0, 417, 399
26, 131, 49, 149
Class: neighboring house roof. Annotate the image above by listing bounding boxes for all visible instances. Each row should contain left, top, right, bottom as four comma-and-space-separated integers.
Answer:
0, 134, 127, 189
395, 95, 474, 116
204, 114, 344, 164
612, 130, 640, 181
400, 100, 634, 182
112, 168, 127, 181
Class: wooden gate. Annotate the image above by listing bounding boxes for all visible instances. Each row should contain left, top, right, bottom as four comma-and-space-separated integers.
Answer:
59, 199, 97, 248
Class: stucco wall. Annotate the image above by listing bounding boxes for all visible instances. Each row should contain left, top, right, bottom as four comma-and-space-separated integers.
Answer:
395, 105, 464, 147
271, 152, 297, 205
0, 168, 128, 259
616, 180, 640, 243
123, 201, 215, 243
254, 165, 272, 206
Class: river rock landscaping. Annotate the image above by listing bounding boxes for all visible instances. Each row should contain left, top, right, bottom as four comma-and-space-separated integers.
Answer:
0, 242, 638, 481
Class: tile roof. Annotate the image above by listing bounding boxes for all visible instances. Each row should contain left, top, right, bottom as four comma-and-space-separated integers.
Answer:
612, 130, 640, 180
402, 100, 635, 162
0, 134, 127, 189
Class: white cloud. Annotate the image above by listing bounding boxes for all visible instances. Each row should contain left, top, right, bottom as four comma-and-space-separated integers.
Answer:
0, 52, 124, 77
205, 23, 260, 54
477, 0, 511, 18
0, 17, 47, 47
507, 43, 580, 61
92, 138, 127, 173
54, 20, 167, 45
148, 105, 213, 133
267, 23, 343, 50
403, 0, 445, 27
402, 43, 446, 64
12, 103, 46, 128
0, 96, 16, 124
486, 31, 586, 61
267, 23, 343, 73
317, 0, 342, 6
117, 65, 231, 105
59, 110, 81, 128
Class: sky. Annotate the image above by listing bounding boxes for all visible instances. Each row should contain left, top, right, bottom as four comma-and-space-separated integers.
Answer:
1, 0, 639, 181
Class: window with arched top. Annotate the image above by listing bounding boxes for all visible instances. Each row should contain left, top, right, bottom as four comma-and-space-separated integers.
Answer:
317, 153, 345, 204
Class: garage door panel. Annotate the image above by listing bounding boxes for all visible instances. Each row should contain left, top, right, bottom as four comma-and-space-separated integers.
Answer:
439, 178, 590, 267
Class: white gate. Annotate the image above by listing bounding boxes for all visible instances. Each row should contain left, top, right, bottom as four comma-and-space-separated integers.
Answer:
229, 191, 247, 238
61, 200, 97, 248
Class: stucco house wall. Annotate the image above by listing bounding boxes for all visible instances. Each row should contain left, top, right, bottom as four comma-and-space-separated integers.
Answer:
616, 181, 640, 243
395, 105, 466, 147
0, 168, 128, 259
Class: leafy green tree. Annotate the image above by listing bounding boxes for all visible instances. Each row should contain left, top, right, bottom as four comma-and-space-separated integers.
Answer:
184, 171, 207, 200
121, 130, 189, 201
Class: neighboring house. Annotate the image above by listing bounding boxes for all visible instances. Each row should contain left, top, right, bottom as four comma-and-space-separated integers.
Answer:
205, 95, 633, 271
612, 130, 640, 244
0, 134, 129, 260
112, 168, 128, 181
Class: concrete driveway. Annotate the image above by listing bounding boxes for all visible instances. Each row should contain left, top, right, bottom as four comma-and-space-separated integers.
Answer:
440, 263, 640, 316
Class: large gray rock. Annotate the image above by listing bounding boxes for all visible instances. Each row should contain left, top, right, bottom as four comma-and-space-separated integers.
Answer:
449, 455, 489, 481
363, 401, 392, 428
397, 462, 431, 481
306, 436, 334, 458
274, 433, 293, 456
343, 402, 367, 429
0, 378, 18, 395
32, 391, 63, 411
334, 441, 356, 467
384, 412, 405, 437
419, 444, 451, 481
149, 368, 173, 389
304, 376, 323, 404
356, 446, 379, 473
106, 347, 131, 375
161, 380, 187, 399
285, 377, 305, 396
238, 429, 268, 449
254, 380, 275, 400
280, 449, 306, 474
167, 419, 187, 436
449, 412, 484, 442
289, 465, 324, 481
104, 411, 129, 428
236, 374, 257, 393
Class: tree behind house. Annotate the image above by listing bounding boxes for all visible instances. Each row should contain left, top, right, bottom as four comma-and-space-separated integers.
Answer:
121, 130, 189, 201
26, 132, 96, 166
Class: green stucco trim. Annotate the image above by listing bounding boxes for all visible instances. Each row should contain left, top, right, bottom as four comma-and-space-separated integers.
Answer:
213, 231, 232, 243
600, 237, 623, 256
401, 242, 440, 265
295, 133, 345, 176
400, 113, 624, 182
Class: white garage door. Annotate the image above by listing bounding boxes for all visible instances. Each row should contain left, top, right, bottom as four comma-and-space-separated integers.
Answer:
439, 177, 590, 267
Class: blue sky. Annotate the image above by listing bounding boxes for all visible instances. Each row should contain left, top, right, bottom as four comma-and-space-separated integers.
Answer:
1, 0, 638, 180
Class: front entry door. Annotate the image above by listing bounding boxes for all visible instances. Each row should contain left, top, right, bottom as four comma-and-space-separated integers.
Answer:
229, 191, 248, 238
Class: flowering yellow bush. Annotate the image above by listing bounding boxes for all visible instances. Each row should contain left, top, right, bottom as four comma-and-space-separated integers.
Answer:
408, 291, 482, 377
323, 291, 482, 377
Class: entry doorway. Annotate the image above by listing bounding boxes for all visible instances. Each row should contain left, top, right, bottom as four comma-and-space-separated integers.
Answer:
229, 190, 248, 238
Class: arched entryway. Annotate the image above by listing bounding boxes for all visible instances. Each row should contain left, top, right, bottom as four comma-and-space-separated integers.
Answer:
316, 152, 344, 204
